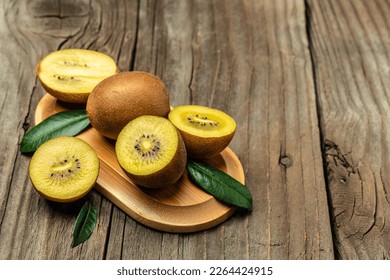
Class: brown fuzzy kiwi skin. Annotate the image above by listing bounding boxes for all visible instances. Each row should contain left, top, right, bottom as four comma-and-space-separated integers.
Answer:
178, 129, 235, 159
86, 71, 171, 140
121, 131, 187, 188
31, 180, 96, 203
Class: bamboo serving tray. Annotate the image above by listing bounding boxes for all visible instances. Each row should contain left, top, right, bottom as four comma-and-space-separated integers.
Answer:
34, 94, 245, 233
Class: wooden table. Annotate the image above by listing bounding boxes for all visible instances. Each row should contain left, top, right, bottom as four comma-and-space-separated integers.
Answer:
1, 0, 389, 260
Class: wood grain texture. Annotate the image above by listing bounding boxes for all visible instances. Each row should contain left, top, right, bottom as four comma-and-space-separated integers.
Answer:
0, 0, 335, 259
0, 0, 135, 260
242, 0, 333, 259
307, 0, 390, 259
115, 0, 333, 260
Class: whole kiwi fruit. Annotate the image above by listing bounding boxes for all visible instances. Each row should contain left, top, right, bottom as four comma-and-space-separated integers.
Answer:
115, 115, 187, 188
86, 71, 171, 140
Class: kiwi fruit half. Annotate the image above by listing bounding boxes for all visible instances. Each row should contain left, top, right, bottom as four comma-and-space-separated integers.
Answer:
168, 105, 236, 158
36, 49, 117, 103
87, 71, 171, 140
29, 136, 100, 202
115, 115, 187, 188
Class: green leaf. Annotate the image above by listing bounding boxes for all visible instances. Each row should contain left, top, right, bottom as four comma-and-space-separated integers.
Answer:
20, 110, 90, 153
187, 160, 252, 210
72, 201, 98, 248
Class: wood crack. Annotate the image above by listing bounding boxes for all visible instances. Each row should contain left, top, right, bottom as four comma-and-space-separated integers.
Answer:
33, 14, 88, 19
304, 0, 337, 259
21, 75, 38, 135
128, 0, 140, 71
0, 145, 23, 240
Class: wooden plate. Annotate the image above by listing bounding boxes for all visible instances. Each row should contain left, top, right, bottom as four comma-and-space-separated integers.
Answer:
34, 94, 245, 233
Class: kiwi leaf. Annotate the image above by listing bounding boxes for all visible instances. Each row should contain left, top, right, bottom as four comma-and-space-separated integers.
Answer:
187, 161, 252, 210
20, 110, 90, 153
72, 201, 98, 248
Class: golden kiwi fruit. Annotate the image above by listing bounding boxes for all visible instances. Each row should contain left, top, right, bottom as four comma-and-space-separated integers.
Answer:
29, 136, 100, 203
168, 105, 236, 158
36, 49, 118, 103
115, 115, 187, 188
86, 71, 171, 140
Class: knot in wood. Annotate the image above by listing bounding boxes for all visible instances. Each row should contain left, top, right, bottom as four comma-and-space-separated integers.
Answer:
279, 154, 293, 168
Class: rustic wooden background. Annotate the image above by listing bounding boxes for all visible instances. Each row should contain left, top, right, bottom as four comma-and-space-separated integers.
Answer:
1, 0, 390, 260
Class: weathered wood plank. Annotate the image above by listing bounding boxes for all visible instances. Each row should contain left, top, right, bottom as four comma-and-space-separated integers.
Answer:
307, 0, 390, 259
243, 0, 333, 259
1, 0, 334, 260
0, 0, 138, 259
112, 0, 333, 260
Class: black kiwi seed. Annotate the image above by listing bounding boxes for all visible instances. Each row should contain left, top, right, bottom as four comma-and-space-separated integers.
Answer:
187, 114, 220, 127
48, 156, 83, 179
134, 134, 162, 159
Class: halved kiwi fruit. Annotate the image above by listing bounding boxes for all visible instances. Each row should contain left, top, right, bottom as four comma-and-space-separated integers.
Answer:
168, 105, 236, 158
36, 49, 118, 103
115, 115, 187, 188
29, 136, 100, 202
86, 71, 171, 140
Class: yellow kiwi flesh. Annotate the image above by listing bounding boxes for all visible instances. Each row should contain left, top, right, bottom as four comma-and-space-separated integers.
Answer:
116, 116, 187, 188
36, 49, 117, 103
87, 71, 170, 140
29, 136, 100, 203
168, 105, 236, 158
